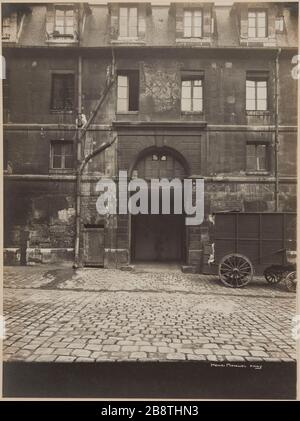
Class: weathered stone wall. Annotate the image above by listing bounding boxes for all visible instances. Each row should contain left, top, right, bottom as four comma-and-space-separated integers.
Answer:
4, 179, 76, 264
3, 34, 297, 269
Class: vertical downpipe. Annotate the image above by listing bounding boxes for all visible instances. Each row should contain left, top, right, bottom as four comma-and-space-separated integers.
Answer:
74, 54, 82, 268
274, 49, 281, 212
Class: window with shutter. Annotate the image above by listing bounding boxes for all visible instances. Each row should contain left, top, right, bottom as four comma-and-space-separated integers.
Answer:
112, 3, 147, 42
183, 9, 202, 38
117, 71, 139, 112
181, 77, 203, 113
248, 10, 267, 38
119, 7, 138, 38
54, 7, 74, 37
46, 5, 78, 43
246, 77, 268, 111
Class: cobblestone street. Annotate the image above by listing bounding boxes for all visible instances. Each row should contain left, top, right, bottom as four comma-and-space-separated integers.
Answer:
3, 265, 297, 363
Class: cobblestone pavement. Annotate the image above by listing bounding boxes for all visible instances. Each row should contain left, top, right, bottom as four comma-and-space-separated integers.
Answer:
3, 265, 294, 297
3, 266, 297, 363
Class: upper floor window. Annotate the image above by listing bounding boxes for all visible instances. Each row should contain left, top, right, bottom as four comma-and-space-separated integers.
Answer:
119, 6, 138, 38
183, 9, 202, 38
2, 17, 11, 40
54, 6, 74, 37
51, 73, 74, 112
50, 141, 74, 170
246, 77, 268, 111
181, 78, 203, 112
248, 10, 267, 38
117, 71, 139, 112
246, 142, 268, 173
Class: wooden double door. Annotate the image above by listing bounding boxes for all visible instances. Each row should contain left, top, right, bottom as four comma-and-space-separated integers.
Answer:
132, 214, 185, 262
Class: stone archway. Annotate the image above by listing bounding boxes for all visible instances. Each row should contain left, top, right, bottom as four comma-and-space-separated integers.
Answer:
130, 147, 188, 263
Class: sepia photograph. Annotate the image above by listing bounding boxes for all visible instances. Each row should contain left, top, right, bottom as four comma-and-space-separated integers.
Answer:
0, 0, 298, 401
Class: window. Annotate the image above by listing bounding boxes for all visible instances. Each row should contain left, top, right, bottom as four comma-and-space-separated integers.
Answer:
51, 141, 74, 169
275, 16, 284, 32
152, 154, 167, 161
246, 143, 268, 172
246, 78, 268, 111
119, 7, 138, 38
2, 17, 11, 40
51, 73, 74, 111
117, 71, 139, 112
248, 10, 267, 38
54, 7, 74, 37
183, 9, 202, 38
181, 78, 203, 112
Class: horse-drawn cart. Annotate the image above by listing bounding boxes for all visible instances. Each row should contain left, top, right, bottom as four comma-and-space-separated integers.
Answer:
211, 212, 296, 292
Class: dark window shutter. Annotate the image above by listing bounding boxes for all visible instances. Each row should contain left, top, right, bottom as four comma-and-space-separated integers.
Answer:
175, 5, 184, 39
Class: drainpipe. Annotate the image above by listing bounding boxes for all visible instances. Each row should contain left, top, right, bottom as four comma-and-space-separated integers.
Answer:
74, 54, 83, 268
274, 48, 281, 212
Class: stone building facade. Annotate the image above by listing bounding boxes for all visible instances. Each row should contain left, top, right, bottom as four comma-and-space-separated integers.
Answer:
2, 2, 298, 272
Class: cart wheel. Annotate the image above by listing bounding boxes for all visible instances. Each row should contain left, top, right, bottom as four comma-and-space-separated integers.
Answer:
285, 271, 297, 293
219, 253, 253, 288
264, 267, 277, 284
264, 267, 284, 284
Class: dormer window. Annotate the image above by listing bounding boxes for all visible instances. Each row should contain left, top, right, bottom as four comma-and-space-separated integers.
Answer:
1, 13, 18, 42
174, 4, 212, 44
46, 4, 78, 43
183, 9, 202, 38
119, 6, 138, 38
248, 10, 267, 38
2, 17, 11, 40
109, 3, 147, 43
54, 6, 74, 38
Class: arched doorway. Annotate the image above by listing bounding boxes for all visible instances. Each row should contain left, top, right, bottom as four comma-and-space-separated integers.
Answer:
130, 147, 188, 263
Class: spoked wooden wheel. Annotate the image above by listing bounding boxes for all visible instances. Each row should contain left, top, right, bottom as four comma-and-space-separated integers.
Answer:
264, 270, 277, 284
219, 253, 253, 288
285, 271, 297, 293
264, 266, 284, 284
